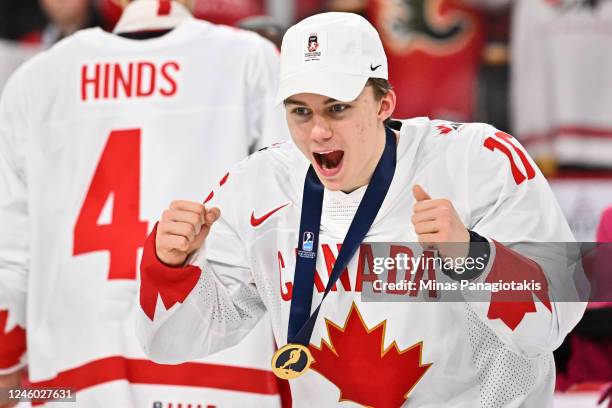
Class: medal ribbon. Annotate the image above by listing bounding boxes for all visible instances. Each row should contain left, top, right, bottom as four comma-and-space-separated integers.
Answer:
287, 127, 397, 346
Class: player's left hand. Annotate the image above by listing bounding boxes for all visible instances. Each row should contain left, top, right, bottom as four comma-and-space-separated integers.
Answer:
411, 184, 470, 260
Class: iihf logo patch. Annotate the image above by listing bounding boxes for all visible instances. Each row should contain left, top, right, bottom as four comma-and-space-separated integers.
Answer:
307, 34, 319, 52
303, 231, 314, 252
304, 32, 323, 61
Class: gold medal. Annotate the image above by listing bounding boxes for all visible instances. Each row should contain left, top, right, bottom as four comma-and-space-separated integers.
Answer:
271, 343, 313, 379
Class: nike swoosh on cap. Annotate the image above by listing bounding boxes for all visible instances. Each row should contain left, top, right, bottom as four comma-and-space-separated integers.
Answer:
370, 64, 382, 71
250, 203, 291, 227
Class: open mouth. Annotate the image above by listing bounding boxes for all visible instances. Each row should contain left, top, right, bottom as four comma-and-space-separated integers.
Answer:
313, 150, 344, 177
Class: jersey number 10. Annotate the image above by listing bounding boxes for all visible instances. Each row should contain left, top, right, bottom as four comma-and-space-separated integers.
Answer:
484, 131, 536, 185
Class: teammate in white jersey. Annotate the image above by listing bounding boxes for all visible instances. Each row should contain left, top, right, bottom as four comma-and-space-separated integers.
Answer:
0, 0, 288, 406
138, 12, 586, 407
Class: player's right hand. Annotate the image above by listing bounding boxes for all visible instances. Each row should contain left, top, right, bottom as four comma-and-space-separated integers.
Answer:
156, 200, 221, 267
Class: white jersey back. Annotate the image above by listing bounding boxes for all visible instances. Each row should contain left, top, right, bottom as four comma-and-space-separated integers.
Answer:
0, 8, 288, 407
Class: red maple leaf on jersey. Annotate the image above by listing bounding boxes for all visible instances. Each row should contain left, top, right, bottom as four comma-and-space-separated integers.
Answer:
0, 310, 26, 369
435, 124, 453, 135
309, 303, 432, 407
486, 241, 552, 331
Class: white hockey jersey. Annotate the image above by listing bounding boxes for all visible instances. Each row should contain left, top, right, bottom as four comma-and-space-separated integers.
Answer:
511, 0, 612, 167
138, 118, 586, 407
0, 0, 288, 406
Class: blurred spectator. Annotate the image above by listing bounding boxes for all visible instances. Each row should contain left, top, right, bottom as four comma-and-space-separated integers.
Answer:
237, 15, 285, 48
0, 0, 46, 93
511, 0, 612, 176
1, 0, 105, 93
0, 0, 47, 42
193, 0, 264, 25
39, 0, 104, 47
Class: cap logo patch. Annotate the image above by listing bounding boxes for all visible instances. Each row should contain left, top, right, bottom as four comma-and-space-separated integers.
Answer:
307, 34, 319, 52
304, 32, 322, 61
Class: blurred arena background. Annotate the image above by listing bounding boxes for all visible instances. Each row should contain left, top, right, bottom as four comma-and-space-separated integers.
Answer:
1, 0, 610, 406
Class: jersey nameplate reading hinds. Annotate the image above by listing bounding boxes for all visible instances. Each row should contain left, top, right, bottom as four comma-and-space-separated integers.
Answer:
80, 60, 180, 101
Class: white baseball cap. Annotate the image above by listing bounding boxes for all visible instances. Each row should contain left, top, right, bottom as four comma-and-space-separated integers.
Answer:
275, 12, 388, 105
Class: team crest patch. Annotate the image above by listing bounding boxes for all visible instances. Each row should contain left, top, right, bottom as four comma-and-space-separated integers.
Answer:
435, 122, 462, 135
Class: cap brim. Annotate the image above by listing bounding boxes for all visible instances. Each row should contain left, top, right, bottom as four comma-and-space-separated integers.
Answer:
275, 72, 369, 105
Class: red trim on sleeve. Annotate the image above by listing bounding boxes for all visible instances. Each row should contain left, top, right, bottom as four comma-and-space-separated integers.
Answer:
157, 0, 171, 15
219, 172, 230, 186
485, 241, 552, 331
203, 190, 214, 204
139, 223, 202, 321
0, 310, 26, 369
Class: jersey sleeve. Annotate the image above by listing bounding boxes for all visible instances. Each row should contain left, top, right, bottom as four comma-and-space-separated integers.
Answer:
458, 123, 586, 357
0, 70, 28, 374
244, 36, 289, 151
136, 160, 266, 364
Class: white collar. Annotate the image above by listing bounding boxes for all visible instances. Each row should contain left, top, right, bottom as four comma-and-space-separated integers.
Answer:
113, 0, 192, 34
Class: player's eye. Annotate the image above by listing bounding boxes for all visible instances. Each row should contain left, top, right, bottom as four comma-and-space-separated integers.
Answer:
329, 104, 349, 114
292, 107, 311, 116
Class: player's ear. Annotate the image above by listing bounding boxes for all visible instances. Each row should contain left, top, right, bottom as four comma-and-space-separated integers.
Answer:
377, 89, 396, 123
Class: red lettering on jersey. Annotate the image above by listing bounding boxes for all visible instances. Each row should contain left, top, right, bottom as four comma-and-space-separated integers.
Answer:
386, 245, 414, 295
102, 63, 110, 99
355, 244, 379, 293
82, 61, 179, 101
321, 244, 351, 291
278, 251, 293, 301
313, 267, 326, 292
160, 61, 180, 97
113, 62, 133, 98
81, 64, 100, 101
409, 250, 437, 298
136, 62, 156, 97
484, 131, 536, 185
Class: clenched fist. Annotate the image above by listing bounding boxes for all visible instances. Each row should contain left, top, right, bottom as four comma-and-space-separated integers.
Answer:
411, 184, 469, 260
156, 200, 221, 267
